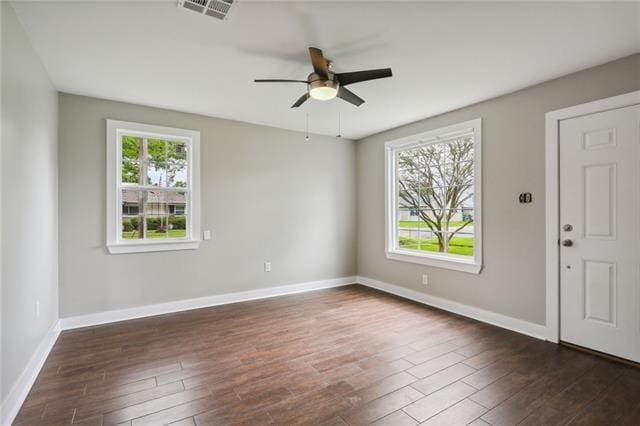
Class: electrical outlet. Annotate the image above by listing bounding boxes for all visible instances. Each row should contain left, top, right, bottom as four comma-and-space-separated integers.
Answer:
422, 274, 429, 286
36, 300, 40, 318
203, 230, 211, 240
264, 261, 271, 272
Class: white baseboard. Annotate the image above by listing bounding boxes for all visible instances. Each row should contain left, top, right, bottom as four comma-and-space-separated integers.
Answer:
1, 320, 61, 426
59, 276, 357, 330
356, 276, 547, 340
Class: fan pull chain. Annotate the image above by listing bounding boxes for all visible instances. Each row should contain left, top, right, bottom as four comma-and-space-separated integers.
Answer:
305, 113, 310, 142
337, 110, 342, 138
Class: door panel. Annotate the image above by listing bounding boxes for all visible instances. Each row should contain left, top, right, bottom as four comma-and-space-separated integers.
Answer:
559, 104, 640, 363
583, 163, 616, 239
583, 259, 616, 326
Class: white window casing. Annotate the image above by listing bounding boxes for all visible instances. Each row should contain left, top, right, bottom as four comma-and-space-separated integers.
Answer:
106, 120, 201, 254
384, 118, 482, 274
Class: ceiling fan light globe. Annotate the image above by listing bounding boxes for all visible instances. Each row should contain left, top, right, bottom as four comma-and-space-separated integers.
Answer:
308, 79, 339, 101
310, 86, 338, 101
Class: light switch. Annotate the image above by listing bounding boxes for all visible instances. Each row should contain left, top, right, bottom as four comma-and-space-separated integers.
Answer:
203, 230, 211, 240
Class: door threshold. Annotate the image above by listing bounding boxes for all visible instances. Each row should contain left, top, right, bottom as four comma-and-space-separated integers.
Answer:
560, 341, 639, 368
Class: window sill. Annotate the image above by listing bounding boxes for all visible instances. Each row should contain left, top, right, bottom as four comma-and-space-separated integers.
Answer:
107, 240, 200, 254
386, 249, 482, 274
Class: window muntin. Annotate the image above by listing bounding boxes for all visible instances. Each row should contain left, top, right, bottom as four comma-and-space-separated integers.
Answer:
107, 120, 200, 254
385, 119, 482, 273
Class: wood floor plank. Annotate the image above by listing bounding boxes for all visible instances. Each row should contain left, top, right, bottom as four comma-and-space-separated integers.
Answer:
74, 381, 186, 422
344, 371, 418, 407
570, 372, 640, 424
194, 401, 273, 425
420, 398, 487, 426
406, 352, 466, 379
131, 397, 223, 426
480, 350, 597, 425
410, 363, 476, 396
469, 370, 539, 409
402, 381, 476, 422
102, 385, 212, 425
520, 358, 625, 424
341, 386, 424, 425
13, 285, 639, 425
370, 409, 417, 426
167, 417, 196, 426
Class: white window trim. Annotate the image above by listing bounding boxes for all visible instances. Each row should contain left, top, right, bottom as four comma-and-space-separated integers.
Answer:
106, 120, 201, 254
384, 118, 482, 274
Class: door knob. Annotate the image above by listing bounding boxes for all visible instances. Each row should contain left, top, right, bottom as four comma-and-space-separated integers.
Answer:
562, 239, 573, 247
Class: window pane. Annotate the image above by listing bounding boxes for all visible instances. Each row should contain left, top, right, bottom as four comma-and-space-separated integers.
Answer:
145, 191, 167, 238
445, 231, 474, 257
146, 215, 169, 239
167, 191, 187, 239
146, 139, 168, 187
146, 161, 166, 187
122, 215, 143, 240
398, 149, 422, 170
443, 138, 473, 163
168, 141, 187, 161
445, 164, 473, 187
398, 227, 422, 250
398, 182, 420, 211
145, 190, 167, 216
122, 189, 143, 214
398, 151, 447, 188
398, 230, 474, 257
421, 144, 448, 169
121, 189, 144, 240
122, 136, 141, 160
122, 135, 143, 184
167, 141, 188, 188
167, 216, 187, 239
122, 159, 141, 185
448, 191, 474, 213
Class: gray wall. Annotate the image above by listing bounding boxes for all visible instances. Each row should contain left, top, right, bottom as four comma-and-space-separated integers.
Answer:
1, 2, 59, 401
356, 54, 640, 326
58, 94, 356, 317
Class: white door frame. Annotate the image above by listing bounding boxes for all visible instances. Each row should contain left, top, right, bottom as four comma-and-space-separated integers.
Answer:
545, 90, 640, 343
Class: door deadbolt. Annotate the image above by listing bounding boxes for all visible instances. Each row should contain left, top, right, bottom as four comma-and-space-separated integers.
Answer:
562, 239, 574, 247
563, 224, 573, 232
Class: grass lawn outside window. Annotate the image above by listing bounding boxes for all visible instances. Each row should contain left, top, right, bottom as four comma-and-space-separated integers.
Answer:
399, 236, 474, 256
122, 229, 187, 239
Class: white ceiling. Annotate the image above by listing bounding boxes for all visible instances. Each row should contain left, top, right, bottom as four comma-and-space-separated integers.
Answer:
11, 1, 640, 139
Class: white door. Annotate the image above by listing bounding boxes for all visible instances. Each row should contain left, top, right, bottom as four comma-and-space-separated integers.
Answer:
560, 104, 640, 363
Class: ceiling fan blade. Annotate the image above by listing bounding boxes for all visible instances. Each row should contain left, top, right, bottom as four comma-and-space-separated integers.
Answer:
335, 68, 392, 86
291, 93, 310, 108
309, 47, 329, 78
254, 79, 308, 83
337, 87, 365, 107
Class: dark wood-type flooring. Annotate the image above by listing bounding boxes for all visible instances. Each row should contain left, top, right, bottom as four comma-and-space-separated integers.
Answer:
14, 285, 640, 425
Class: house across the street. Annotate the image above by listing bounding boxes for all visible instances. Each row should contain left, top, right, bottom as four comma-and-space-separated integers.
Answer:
121, 190, 186, 217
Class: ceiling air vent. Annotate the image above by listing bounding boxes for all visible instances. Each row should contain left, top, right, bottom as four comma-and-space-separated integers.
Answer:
178, 0, 235, 21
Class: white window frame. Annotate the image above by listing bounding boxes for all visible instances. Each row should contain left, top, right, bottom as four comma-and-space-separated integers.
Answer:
385, 118, 482, 274
106, 120, 201, 254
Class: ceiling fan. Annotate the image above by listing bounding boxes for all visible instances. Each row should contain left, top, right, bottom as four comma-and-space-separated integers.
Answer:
254, 47, 392, 108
